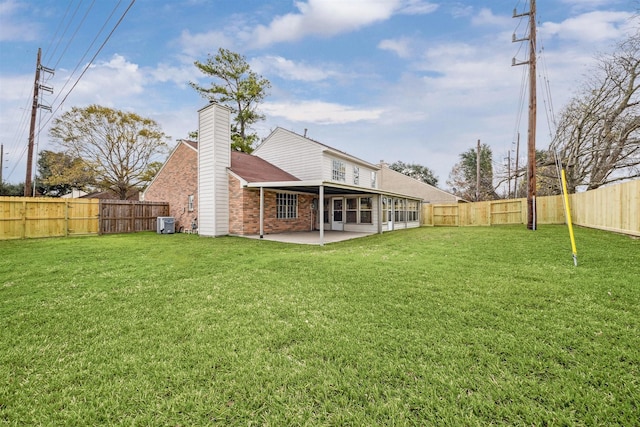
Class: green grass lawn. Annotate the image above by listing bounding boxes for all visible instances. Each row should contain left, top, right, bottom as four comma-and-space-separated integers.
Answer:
1, 226, 638, 426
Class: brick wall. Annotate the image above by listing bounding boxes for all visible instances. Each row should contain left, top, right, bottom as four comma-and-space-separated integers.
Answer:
143, 141, 198, 232
229, 175, 315, 235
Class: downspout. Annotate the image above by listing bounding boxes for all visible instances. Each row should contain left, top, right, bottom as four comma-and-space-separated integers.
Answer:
259, 186, 264, 238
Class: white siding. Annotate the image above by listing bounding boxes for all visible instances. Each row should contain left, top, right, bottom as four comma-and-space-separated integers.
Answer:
322, 154, 378, 188
253, 128, 323, 180
198, 103, 231, 237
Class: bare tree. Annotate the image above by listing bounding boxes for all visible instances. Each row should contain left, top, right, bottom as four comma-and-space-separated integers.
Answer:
553, 33, 640, 192
50, 105, 169, 199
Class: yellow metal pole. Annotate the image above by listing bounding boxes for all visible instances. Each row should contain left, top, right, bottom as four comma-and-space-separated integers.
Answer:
561, 169, 578, 266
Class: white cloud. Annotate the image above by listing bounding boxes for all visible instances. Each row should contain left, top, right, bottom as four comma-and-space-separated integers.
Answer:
263, 100, 384, 124
451, 5, 473, 19
150, 62, 199, 88
471, 8, 513, 27
560, 0, 626, 12
177, 29, 237, 58
540, 11, 634, 43
398, 0, 438, 15
0, 0, 39, 41
0, 73, 31, 101
250, 0, 436, 48
57, 54, 145, 107
251, 56, 339, 82
378, 38, 412, 58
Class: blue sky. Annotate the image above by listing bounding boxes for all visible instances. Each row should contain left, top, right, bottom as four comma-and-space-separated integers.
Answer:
0, 0, 637, 189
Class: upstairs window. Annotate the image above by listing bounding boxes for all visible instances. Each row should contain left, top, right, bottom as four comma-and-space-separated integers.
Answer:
353, 166, 360, 185
332, 159, 346, 182
371, 171, 377, 188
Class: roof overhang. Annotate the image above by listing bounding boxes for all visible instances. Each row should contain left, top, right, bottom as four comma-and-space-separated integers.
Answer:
246, 180, 423, 200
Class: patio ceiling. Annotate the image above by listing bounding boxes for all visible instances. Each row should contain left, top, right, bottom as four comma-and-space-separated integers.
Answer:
246, 180, 423, 199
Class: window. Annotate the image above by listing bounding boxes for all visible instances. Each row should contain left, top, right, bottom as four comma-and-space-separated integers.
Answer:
394, 198, 406, 222
371, 171, 377, 188
344, 197, 373, 224
346, 197, 357, 223
332, 159, 346, 182
276, 193, 298, 219
188, 194, 194, 212
359, 197, 372, 224
353, 166, 360, 185
382, 197, 388, 223
407, 200, 419, 222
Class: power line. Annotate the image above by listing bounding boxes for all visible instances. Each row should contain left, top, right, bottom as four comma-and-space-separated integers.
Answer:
50, 0, 98, 71
46, 0, 124, 113
43, 0, 84, 66
39, 0, 136, 133
6, 0, 136, 184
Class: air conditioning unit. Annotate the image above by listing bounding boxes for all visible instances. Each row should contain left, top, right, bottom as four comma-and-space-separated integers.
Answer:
157, 216, 175, 234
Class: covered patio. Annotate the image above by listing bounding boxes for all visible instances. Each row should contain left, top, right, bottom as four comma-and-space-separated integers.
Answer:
246, 180, 422, 245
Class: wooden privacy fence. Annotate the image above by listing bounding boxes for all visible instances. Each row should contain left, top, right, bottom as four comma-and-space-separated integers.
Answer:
421, 180, 639, 237
0, 197, 169, 240
100, 200, 169, 234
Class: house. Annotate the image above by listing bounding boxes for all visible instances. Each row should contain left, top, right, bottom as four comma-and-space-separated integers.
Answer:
143, 139, 197, 232
376, 162, 462, 204
81, 190, 141, 200
144, 103, 455, 244
60, 189, 88, 198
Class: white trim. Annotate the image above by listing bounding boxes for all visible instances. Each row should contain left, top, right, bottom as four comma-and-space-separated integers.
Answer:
246, 180, 422, 200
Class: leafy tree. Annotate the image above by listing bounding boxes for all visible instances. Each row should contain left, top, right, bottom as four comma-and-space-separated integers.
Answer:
49, 105, 169, 200
0, 182, 24, 196
190, 48, 271, 153
36, 150, 95, 197
138, 161, 164, 188
512, 149, 562, 198
389, 161, 438, 186
552, 33, 640, 192
447, 144, 495, 201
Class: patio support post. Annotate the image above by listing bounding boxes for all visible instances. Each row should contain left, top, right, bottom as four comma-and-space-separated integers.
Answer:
319, 185, 324, 246
377, 195, 383, 234
259, 186, 264, 238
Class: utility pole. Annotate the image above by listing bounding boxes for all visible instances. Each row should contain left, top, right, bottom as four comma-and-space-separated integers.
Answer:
24, 48, 54, 197
476, 139, 481, 201
512, 0, 537, 230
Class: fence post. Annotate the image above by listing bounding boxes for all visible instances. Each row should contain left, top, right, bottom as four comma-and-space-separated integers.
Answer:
65, 199, 69, 237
